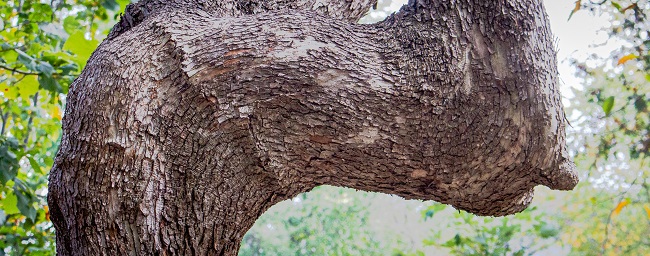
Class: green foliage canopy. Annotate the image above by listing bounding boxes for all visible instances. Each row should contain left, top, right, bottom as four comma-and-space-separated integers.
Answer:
0, 0, 126, 254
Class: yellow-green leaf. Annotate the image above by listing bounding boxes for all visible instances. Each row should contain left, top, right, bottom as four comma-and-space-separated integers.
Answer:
644, 205, 650, 220
1, 192, 20, 215
27, 156, 43, 174
63, 32, 99, 68
16, 75, 39, 96
602, 96, 615, 116
63, 16, 81, 35
1, 82, 19, 100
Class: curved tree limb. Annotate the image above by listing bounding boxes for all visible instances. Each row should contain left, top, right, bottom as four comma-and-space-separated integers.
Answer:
49, 0, 578, 254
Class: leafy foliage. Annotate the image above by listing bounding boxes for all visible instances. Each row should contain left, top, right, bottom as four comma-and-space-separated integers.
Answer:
240, 186, 388, 256
433, 207, 561, 256
0, 0, 126, 254
390, 204, 562, 256
562, 0, 650, 255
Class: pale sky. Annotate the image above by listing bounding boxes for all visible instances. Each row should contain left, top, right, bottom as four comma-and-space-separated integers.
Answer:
544, 0, 614, 105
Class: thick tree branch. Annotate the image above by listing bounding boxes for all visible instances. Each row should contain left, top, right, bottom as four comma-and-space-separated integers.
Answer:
49, 0, 578, 254
108, 0, 378, 40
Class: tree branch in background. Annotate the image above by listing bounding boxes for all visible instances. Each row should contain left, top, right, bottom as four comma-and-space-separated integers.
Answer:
22, 92, 39, 149
0, 64, 38, 75
0, 105, 8, 135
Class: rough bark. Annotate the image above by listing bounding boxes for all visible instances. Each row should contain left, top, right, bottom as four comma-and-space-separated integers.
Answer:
48, 0, 578, 255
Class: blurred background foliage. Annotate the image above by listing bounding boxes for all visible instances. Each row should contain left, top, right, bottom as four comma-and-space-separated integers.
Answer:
0, 0, 648, 255
0, 0, 125, 254
563, 0, 650, 254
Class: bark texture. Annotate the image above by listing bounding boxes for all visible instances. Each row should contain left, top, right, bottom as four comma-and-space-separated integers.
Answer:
48, 0, 578, 255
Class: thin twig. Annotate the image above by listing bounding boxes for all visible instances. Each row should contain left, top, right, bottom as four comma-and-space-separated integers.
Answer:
601, 175, 639, 255
23, 92, 38, 149
0, 105, 8, 135
0, 64, 38, 75
601, 209, 613, 255
0, 46, 22, 52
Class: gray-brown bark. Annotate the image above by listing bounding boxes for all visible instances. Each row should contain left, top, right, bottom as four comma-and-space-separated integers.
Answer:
48, 0, 578, 255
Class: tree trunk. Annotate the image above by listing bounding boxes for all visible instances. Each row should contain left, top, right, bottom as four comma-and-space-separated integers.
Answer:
48, 0, 578, 254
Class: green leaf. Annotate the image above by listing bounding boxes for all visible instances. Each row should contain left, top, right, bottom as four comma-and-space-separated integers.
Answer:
422, 239, 437, 246
454, 234, 462, 246
63, 32, 99, 68
43, 156, 54, 167
611, 2, 622, 10
28, 156, 43, 174
16, 49, 37, 71
0, 138, 20, 184
537, 223, 560, 238
38, 74, 61, 93
14, 184, 37, 221
423, 209, 435, 220
59, 63, 79, 75
422, 203, 446, 220
28, 3, 53, 23
634, 97, 647, 112
1, 83, 19, 100
63, 16, 81, 35
2, 48, 18, 63
16, 75, 39, 96
23, 217, 35, 230
288, 216, 301, 226
1, 192, 20, 215
117, 0, 131, 13
37, 61, 54, 77
1, 43, 11, 51
601, 96, 615, 116
102, 0, 120, 11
